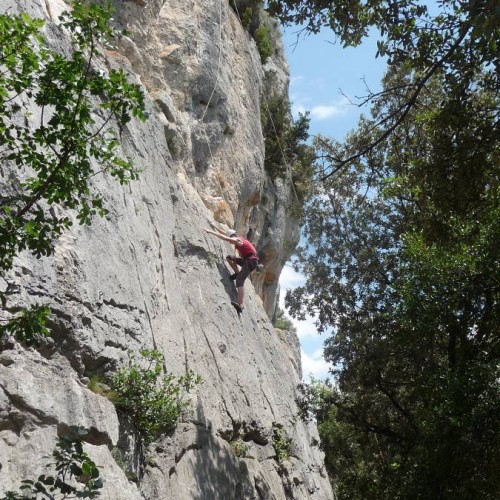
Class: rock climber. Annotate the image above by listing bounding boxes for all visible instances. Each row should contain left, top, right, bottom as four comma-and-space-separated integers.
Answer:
205, 221, 260, 314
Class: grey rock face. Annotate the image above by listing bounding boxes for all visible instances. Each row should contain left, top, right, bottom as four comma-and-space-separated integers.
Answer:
0, 1, 332, 499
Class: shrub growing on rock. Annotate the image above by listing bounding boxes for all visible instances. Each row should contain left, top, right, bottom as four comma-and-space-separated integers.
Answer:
112, 349, 202, 446
1, 427, 102, 499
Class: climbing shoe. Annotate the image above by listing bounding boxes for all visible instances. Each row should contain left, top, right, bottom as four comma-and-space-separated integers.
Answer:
231, 301, 243, 314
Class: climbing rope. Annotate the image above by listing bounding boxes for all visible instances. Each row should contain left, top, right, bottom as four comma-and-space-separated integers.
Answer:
198, 0, 300, 210
200, 0, 224, 122
197, 0, 227, 200
229, 0, 300, 204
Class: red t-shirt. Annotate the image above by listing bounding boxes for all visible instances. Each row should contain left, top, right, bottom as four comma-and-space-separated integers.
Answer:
237, 238, 257, 259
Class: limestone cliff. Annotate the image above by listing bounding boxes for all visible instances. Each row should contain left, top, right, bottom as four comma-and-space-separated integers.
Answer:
0, 1, 332, 499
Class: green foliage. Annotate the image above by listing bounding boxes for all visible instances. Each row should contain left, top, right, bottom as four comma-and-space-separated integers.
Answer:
261, 74, 316, 217
287, 64, 500, 499
0, 2, 146, 272
110, 447, 126, 471
229, 437, 248, 458
272, 425, 293, 464
87, 374, 119, 404
1, 427, 103, 499
267, 0, 498, 178
274, 307, 297, 333
261, 91, 290, 180
230, 0, 263, 32
254, 25, 273, 63
296, 380, 350, 497
267, 0, 499, 80
241, 8, 253, 30
112, 349, 202, 446
230, 1, 274, 63
206, 251, 218, 267
0, 304, 51, 347
0, 1, 146, 346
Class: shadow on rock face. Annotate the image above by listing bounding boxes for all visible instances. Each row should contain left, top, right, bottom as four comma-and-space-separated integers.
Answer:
217, 261, 238, 304
190, 402, 255, 500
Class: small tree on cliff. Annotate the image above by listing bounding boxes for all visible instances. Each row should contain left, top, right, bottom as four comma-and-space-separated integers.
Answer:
0, 1, 147, 345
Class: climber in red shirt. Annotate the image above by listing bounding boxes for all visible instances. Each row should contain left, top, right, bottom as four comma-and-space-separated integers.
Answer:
205, 222, 260, 314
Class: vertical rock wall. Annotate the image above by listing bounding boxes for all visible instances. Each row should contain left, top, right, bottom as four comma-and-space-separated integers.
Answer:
0, 1, 332, 498
110, 0, 300, 317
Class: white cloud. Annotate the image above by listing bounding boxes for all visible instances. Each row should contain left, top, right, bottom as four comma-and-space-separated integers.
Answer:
279, 265, 305, 290
310, 105, 343, 120
301, 349, 332, 381
290, 90, 311, 120
312, 348, 325, 359
290, 94, 352, 122
290, 75, 304, 86
294, 314, 318, 340
278, 265, 334, 382
310, 97, 350, 120
279, 266, 320, 340
291, 102, 307, 117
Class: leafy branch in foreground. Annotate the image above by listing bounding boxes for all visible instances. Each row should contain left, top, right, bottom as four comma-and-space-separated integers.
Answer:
112, 349, 202, 446
0, 1, 146, 272
0, 303, 51, 347
0, 1, 147, 346
1, 427, 103, 499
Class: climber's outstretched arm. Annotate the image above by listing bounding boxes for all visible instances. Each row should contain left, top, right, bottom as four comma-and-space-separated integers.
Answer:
208, 221, 226, 235
205, 227, 240, 245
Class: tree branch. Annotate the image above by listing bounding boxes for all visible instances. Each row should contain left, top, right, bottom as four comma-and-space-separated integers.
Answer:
15, 36, 96, 220
376, 371, 419, 433
320, 25, 471, 181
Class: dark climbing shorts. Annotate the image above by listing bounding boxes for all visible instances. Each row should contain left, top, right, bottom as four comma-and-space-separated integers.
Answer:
227, 255, 259, 288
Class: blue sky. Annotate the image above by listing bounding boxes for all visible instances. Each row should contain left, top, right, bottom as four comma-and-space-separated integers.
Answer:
278, 25, 387, 381
284, 26, 386, 140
